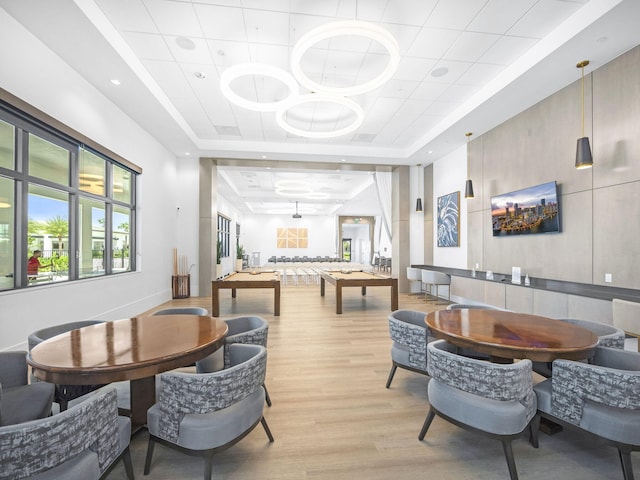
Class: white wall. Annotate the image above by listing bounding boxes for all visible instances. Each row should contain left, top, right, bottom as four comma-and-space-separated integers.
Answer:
0, 10, 185, 349
433, 145, 468, 268
175, 158, 201, 294
409, 166, 425, 265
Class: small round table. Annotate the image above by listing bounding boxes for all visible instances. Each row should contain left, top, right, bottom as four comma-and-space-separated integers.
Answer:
426, 309, 599, 363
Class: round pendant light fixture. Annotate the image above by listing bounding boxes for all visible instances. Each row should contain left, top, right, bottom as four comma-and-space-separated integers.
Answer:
275, 94, 364, 139
291, 20, 400, 96
220, 63, 299, 112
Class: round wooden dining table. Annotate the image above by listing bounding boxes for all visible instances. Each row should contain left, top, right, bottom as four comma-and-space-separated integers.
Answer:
28, 314, 228, 430
426, 309, 599, 363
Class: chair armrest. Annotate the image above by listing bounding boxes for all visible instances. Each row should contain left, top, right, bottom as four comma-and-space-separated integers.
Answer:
551, 358, 640, 425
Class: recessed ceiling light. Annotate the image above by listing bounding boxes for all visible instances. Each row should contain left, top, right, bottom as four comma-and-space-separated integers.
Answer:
341, 159, 346, 162
194, 72, 207, 79
110, 79, 121, 85
176, 37, 196, 50
184, 152, 190, 156
430, 67, 449, 78
261, 155, 267, 159
428, 150, 433, 154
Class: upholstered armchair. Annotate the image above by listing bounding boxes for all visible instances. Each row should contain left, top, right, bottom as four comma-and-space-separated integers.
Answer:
534, 346, 640, 480
386, 309, 435, 388
420, 340, 538, 480
532, 318, 625, 377
197, 315, 271, 406
28, 320, 106, 411
0, 386, 133, 480
0, 351, 54, 427
144, 343, 274, 480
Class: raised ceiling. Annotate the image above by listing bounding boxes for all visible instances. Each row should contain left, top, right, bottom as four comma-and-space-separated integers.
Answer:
2, 0, 640, 214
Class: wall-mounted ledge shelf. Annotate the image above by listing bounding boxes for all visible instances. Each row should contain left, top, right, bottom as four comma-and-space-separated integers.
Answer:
413, 265, 640, 304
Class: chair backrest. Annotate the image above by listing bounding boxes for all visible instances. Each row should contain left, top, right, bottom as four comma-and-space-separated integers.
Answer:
158, 344, 267, 442
406, 267, 421, 282
557, 318, 625, 349
28, 320, 106, 351
0, 387, 123, 480
428, 340, 534, 408
388, 310, 430, 371
421, 270, 450, 286
225, 316, 268, 346
152, 307, 209, 316
0, 351, 28, 389
612, 298, 640, 335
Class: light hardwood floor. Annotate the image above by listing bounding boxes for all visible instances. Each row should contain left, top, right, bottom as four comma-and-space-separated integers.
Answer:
106, 284, 638, 480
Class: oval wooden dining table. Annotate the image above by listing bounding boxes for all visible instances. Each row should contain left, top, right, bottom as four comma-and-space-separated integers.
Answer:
426, 309, 599, 363
28, 314, 228, 431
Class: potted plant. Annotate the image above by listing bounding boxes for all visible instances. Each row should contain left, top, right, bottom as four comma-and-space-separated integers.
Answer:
236, 243, 244, 272
216, 240, 223, 279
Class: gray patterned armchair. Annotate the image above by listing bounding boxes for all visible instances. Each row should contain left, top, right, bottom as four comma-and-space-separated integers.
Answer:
532, 318, 625, 377
420, 340, 538, 480
145, 343, 274, 480
0, 386, 133, 480
197, 315, 271, 406
152, 307, 209, 316
386, 309, 436, 388
0, 351, 54, 427
534, 346, 640, 480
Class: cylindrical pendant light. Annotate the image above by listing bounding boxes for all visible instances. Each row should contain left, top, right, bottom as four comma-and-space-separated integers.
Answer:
464, 132, 474, 198
575, 60, 593, 169
415, 163, 423, 212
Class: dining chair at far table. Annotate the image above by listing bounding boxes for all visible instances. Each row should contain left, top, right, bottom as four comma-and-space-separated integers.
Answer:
613, 298, 640, 352
386, 310, 437, 389
0, 351, 54, 427
0, 386, 133, 480
531, 318, 625, 377
28, 320, 106, 411
196, 315, 272, 407
144, 343, 274, 480
533, 346, 640, 480
419, 340, 538, 480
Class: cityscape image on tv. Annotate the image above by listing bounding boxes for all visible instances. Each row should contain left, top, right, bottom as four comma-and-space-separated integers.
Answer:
491, 181, 559, 236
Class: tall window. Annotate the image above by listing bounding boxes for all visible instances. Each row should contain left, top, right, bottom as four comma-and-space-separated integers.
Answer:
217, 214, 231, 259
0, 102, 138, 290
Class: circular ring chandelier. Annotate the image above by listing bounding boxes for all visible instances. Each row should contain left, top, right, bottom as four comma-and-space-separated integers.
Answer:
291, 20, 400, 96
219, 63, 299, 112
275, 94, 364, 139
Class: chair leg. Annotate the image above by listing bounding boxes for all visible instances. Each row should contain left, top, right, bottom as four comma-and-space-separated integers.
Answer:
203, 451, 214, 480
263, 383, 272, 407
261, 416, 275, 442
618, 448, 635, 480
418, 408, 436, 440
501, 439, 519, 480
529, 415, 540, 448
386, 364, 397, 388
143, 436, 156, 475
122, 447, 134, 480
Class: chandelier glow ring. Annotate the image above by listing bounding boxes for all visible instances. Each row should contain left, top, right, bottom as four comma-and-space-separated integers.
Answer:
275, 94, 364, 139
291, 20, 400, 96
220, 63, 299, 112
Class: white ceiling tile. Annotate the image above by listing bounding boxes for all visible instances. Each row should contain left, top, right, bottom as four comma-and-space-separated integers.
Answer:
478, 35, 538, 65
248, 43, 290, 70
426, 60, 473, 84
382, 0, 439, 26
240, 0, 289, 11
437, 83, 480, 103
378, 79, 419, 99
406, 27, 462, 59
121, 32, 173, 61
289, 0, 340, 16
425, 0, 487, 30
352, 0, 388, 22
243, 9, 290, 45
425, 99, 461, 116
410, 82, 449, 101
207, 40, 251, 66
468, 0, 538, 35
192, 0, 241, 5
289, 14, 335, 44
394, 57, 437, 81
443, 31, 501, 62
96, 0, 157, 33
142, 0, 202, 37
194, 4, 246, 41
507, 0, 583, 39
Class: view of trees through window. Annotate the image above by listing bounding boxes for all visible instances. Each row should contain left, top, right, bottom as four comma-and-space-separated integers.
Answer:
0, 103, 138, 290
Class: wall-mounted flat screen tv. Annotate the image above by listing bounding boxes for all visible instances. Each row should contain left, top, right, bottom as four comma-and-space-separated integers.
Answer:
491, 181, 560, 236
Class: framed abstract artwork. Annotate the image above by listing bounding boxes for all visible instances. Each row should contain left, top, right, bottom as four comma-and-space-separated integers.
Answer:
437, 191, 460, 247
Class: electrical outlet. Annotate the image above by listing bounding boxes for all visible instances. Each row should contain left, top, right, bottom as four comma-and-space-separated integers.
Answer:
605, 273, 612, 283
